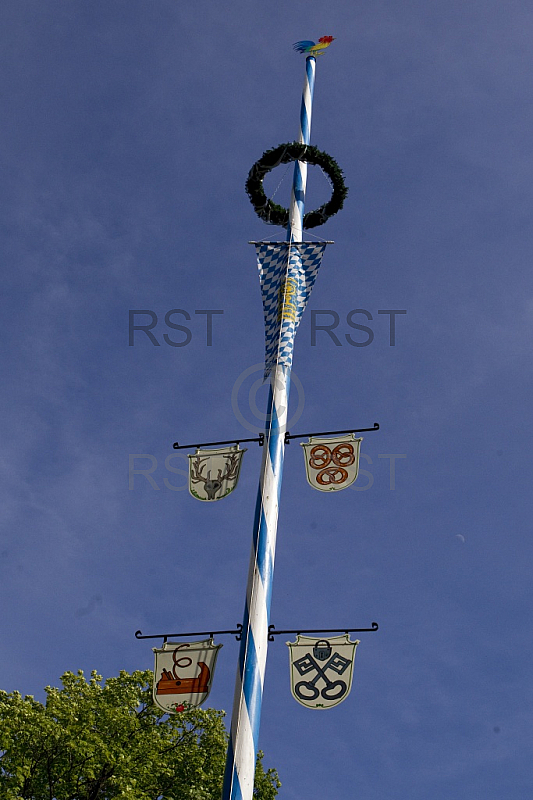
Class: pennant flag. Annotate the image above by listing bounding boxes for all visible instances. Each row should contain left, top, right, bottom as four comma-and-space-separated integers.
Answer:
188, 445, 246, 501
301, 433, 362, 491
153, 639, 222, 712
255, 242, 327, 377
286, 634, 359, 709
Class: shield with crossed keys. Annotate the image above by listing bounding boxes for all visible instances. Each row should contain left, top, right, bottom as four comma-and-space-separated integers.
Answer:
301, 433, 362, 492
286, 634, 359, 709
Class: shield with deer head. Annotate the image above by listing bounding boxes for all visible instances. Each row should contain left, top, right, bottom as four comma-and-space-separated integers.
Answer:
188, 445, 246, 501
153, 639, 222, 712
301, 433, 362, 492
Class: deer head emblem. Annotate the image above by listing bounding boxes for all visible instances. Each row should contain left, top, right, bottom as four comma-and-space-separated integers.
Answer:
189, 451, 242, 501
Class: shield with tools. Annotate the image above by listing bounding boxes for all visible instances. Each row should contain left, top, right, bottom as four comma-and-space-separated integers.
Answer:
188, 445, 246, 502
153, 639, 222, 712
286, 634, 359, 709
301, 433, 362, 492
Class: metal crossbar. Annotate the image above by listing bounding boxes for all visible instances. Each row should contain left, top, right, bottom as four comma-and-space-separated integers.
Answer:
172, 422, 379, 450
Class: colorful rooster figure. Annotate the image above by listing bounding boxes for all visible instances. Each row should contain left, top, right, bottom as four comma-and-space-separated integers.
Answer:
293, 36, 335, 57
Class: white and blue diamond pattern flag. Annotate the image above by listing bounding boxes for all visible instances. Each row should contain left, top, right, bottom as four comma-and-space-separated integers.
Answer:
255, 242, 328, 377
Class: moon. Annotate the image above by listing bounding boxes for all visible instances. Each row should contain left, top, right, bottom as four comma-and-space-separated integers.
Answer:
455, 534, 465, 543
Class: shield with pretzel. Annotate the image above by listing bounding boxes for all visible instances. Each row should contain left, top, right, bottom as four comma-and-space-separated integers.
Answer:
286, 634, 359, 709
301, 434, 362, 492
153, 639, 222, 712
188, 445, 246, 502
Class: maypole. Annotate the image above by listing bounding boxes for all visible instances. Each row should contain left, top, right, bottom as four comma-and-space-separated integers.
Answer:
222, 54, 317, 800
134, 35, 379, 800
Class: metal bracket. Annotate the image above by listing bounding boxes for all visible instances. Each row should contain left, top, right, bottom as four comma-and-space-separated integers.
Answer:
173, 434, 264, 450
267, 622, 379, 641
136, 621, 378, 644
173, 424, 378, 451
284, 423, 379, 445
135, 625, 243, 643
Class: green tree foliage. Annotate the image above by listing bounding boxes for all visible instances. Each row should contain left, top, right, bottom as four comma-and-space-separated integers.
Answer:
0, 669, 280, 800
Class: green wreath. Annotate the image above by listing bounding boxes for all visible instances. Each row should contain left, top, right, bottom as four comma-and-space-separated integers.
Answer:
245, 142, 348, 229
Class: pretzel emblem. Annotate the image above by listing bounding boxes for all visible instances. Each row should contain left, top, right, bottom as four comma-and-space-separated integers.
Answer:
309, 445, 332, 469
316, 467, 349, 485
331, 443, 355, 466
309, 443, 355, 471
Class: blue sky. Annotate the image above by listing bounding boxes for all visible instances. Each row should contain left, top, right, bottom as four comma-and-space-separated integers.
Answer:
1, 1, 533, 798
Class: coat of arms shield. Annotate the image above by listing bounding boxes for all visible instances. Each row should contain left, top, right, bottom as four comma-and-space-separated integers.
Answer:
153, 639, 222, 712
188, 445, 246, 502
286, 634, 359, 709
301, 433, 362, 492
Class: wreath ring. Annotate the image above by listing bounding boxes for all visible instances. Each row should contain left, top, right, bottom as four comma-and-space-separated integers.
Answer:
245, 142, 348, 229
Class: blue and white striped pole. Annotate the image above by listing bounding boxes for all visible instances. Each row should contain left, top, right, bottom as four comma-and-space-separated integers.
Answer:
288, 55, 315, 241
222, 56, 316, 800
